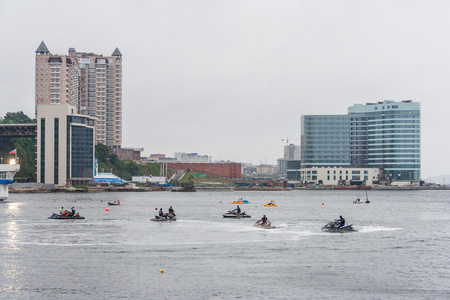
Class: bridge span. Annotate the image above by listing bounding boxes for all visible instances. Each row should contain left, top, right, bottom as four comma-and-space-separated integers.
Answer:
0, 124, 37, 138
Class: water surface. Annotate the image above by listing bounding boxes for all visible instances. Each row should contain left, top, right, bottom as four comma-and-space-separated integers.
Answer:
1, 190, 449, 299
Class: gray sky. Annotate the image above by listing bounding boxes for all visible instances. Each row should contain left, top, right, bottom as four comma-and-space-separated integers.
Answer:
1, 0, 449, 179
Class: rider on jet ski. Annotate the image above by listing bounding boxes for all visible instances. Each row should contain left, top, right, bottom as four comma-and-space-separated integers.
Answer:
168, 206, 176, 216
159, 208, 168, 219
232, 205, 241, 215
261, 215, 268, 226
338, 215, 345, 227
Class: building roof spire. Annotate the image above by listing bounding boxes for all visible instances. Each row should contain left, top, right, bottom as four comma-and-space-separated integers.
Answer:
35, 41, 50, 54
112, 47, 122, 57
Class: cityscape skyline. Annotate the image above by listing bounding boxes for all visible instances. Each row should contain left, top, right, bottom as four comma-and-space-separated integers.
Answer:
1, 1, 449, 179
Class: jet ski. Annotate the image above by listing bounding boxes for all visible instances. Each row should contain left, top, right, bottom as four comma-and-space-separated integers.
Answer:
321, 220, 355, 232
223, 210, 251, 218
253, 220, 275, 229
48, 212, 85, 219
151, 213, 177, 221
231, 200, 250, 204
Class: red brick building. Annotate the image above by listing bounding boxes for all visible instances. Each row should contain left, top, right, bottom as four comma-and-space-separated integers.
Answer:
167, 162, 241, 179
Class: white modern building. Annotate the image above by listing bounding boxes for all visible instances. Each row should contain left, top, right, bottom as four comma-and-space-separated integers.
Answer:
299, 167, 380, 186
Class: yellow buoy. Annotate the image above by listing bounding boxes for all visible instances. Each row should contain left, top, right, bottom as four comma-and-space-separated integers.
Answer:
160, 269, 164, 273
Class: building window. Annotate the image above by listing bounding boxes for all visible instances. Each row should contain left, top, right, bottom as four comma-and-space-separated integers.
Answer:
40, 118, 45, 183
54, 118, 59, 185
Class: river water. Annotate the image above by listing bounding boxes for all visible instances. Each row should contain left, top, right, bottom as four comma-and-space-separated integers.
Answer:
0, 190, 449, 299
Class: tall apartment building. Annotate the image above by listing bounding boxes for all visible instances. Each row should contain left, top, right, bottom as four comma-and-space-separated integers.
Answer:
35, 41, 123, 147
301, 100, 420, 182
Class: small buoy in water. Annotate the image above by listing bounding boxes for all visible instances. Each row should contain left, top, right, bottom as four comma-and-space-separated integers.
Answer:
105, 208, 109, 211
322, 203, 324, 205
40, 212, 42, 213
220, 201, 222, 203
155, 207, 158, 210
160, 269, 164, 273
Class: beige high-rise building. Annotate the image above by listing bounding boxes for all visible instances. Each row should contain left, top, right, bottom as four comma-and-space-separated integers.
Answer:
35, 41, 123, 147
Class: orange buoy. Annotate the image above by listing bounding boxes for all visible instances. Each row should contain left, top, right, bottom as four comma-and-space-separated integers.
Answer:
105, 208, 109, 211
322, 203, 324, 205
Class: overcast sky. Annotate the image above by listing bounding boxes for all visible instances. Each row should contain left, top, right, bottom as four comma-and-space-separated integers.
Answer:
0, 0, 449, 179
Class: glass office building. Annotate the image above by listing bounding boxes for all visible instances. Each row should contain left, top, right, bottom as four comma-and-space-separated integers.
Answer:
301, 100, 420, 181
349, 100, 420, 181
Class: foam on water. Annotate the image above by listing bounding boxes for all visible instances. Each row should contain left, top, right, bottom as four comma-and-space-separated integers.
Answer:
358, 226, 404, 233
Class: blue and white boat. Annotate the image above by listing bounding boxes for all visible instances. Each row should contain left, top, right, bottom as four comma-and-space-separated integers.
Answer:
0, 161, 20, 201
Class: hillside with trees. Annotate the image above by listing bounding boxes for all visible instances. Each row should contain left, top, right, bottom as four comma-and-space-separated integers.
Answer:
95, 144, 165, 181
0, 112, 36, 180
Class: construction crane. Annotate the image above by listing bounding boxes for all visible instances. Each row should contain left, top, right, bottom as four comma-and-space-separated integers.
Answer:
281, 137, 299, 146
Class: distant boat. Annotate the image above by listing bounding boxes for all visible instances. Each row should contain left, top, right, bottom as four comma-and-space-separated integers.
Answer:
365, 190, 370, 203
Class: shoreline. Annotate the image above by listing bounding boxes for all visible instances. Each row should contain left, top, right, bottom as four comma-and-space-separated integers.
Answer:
8, 184, 450, 193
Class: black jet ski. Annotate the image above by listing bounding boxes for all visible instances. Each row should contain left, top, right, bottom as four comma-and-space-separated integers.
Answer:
321, 220, 355, 232
151, 213, 177, 221
223, 210, 251, 218
48, 212, 85, 219
253, 220, 275, 229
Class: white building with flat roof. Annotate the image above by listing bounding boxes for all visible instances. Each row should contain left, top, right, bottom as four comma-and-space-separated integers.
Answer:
300, 167, 380, 185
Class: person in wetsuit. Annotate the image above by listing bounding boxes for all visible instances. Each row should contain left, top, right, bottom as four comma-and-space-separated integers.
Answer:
71, 207, 75, 217
168, 206, 175, 216
338, 215, 345, 227
261, 215, 268, 226
236, 205, 241, 214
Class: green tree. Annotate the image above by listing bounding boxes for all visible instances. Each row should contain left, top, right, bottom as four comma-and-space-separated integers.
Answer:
95, 143, 110, 162
1, 111, 35, 124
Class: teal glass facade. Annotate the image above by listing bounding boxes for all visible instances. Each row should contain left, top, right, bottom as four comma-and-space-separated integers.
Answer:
349, 101, 420, 181
301, 115, 366, 168
301, 101, 420, 181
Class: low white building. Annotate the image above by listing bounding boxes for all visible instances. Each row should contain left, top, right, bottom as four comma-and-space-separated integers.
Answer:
174, 152, 211, 163
300, 167, 380, 185
131, 175, 167, 184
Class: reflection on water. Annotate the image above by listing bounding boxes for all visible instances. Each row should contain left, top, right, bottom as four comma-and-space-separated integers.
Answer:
1, 204, 25, 294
